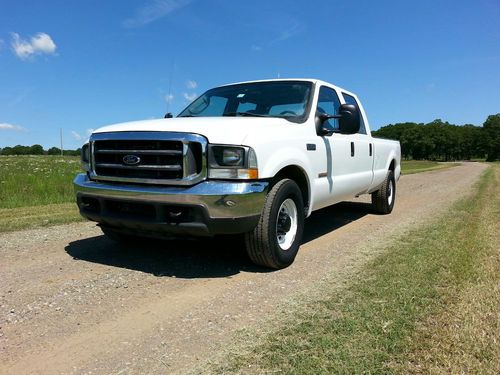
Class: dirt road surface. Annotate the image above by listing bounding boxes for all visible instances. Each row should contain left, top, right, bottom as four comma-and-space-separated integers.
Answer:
0, 163, 487, 375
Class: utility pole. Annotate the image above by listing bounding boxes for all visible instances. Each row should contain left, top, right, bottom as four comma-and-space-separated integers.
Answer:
60, 128, 64, 156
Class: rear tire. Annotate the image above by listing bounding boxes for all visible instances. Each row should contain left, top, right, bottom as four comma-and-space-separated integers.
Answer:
244, 179, 304, 269
371, 170, 396, 214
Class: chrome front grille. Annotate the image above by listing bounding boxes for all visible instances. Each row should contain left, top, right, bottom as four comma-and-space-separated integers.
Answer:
94, 140, 184, 180
89, 132, 207, 185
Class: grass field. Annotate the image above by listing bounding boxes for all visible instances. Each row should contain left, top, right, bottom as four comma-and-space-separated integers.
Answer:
209, 165, 499, 374
401, 160, 461, 174
0, 155, 81, 208
0, 155, 83, 232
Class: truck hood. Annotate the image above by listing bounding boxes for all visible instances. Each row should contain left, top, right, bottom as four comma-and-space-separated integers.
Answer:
93, 117, 294, 145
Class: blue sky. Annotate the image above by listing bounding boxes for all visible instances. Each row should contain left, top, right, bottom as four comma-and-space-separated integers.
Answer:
1, 0, 499, 150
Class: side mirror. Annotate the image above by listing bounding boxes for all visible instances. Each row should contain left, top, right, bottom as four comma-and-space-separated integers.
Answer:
316, 113, 336, 136
164, 112, 173, 118
315, 104, 360, 136
338, 104, 360, 134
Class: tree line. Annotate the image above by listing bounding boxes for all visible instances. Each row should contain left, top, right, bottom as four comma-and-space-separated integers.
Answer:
0, 144, 81, 156
372, 114, 499, 161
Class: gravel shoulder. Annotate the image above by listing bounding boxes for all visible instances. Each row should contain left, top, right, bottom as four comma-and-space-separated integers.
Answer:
0, 162, 487, 375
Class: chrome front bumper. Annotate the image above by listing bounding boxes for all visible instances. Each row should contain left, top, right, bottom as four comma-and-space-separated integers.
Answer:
73, 173, 268, 236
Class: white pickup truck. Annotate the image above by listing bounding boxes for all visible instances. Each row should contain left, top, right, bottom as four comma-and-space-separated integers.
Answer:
74, 79, 401, 269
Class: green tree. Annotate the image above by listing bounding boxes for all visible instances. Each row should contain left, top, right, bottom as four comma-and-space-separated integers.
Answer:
63, 148, 81, 156
373, 119, 487, 161
1, 147, 13, 155
48, 147, 62, 155
483, 114, 500, 161
29, 144, 45, 155
11, 145, 30, 155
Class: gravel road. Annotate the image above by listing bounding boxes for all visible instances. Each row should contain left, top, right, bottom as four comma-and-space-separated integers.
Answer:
0, 163, 487, 375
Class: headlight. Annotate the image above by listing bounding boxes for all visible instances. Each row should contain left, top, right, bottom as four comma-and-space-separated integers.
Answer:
213, 147, 245, 167
81, 143, 90, 171
208, 145, 258, 179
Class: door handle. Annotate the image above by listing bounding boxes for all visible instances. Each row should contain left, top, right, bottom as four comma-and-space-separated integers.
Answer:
351, 142, 355, 157
369, 143, 372, 156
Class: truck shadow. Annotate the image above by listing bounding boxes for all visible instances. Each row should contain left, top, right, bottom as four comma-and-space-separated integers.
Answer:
302, 201, 372, 244
65, 201, 371, 279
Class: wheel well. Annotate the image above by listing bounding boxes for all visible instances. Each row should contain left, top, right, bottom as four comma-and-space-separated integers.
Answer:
272, 166, 310, 212
389, 159, 396, 171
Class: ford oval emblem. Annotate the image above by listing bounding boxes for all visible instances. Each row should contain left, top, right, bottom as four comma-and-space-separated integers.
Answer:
123, 154, 141, 165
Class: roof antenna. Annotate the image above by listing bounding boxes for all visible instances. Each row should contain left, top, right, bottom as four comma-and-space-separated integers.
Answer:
165, 60, 175, 118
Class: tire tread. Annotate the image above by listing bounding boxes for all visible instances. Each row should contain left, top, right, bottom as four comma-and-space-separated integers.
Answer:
245, 179, 302, 269
371, 170, 395, 214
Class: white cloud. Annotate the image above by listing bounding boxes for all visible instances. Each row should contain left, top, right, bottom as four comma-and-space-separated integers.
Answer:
86, 128, 95, 136
31, 33, 56, 53
251, 45, 262, 51
11, 32, 57, 60
269, 20, 305, 45
186, 80, 197, 89
0, 122, 27, 132
0, 39, 4, 51
183, 92, 197, 102
71, 131, 82, 141
123, 0, 192, 28
164, 94, 174, 103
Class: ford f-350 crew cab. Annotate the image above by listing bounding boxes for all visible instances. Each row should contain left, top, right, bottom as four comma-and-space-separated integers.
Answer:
74, 79, 401, 269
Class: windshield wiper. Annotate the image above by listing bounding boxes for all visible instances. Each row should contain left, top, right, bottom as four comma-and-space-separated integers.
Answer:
223, 112, 269, 117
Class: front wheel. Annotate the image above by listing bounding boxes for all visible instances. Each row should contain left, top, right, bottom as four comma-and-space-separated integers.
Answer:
244, 179, 304, 269
371, 170, 396, 214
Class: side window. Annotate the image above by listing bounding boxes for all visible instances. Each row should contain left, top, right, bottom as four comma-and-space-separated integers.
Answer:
317, 86, 341, 129
342, 93, 367, 134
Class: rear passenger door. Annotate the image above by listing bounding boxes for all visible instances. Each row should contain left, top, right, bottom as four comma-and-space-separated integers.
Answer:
342, 93, 374, 193
313, 86, 363, 208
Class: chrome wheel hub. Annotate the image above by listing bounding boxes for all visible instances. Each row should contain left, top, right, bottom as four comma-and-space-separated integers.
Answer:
276, 198, 298, 251
388, 180, 394, 205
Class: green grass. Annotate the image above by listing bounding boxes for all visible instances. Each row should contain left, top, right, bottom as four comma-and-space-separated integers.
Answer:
0, 203, 82, 233
401, 160, 460, 174
209, 165, 499, 374
0, 155, 81, 208
0, 155, 83, 232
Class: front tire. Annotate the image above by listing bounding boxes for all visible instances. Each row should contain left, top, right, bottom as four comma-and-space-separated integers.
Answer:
244, 179, 304, 269
371, 170, 396, 214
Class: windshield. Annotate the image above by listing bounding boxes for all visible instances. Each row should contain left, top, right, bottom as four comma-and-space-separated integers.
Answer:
178, 81, 312, 122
